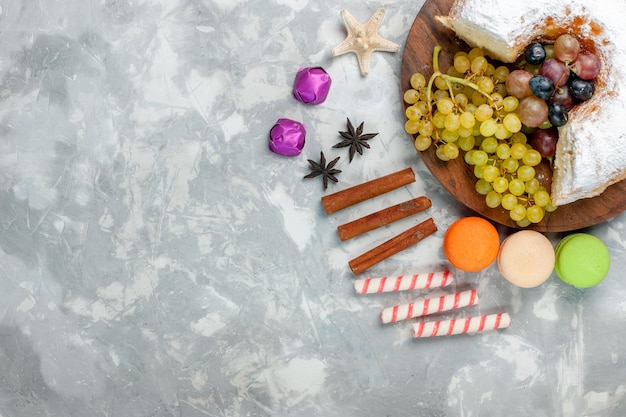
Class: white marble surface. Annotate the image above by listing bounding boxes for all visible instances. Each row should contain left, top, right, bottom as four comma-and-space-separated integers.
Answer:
0, 0, 625, 416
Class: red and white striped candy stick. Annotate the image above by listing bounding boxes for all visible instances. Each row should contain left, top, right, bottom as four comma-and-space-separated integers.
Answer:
380, 289, 478, 324
354, 271, 453, 295
412, 312, 511, 338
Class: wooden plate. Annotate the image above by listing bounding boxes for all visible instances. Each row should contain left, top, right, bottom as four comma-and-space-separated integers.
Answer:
400, 0, 626, 232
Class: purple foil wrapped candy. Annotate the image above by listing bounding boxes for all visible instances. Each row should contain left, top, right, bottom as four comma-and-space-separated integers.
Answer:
269, 118, 306, 157
292, 67, 332, 104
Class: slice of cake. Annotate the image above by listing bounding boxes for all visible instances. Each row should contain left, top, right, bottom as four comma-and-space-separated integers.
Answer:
436, 0, 626, 206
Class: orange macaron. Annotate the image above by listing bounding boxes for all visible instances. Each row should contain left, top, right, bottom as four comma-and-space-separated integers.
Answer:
443, 217, 500, 272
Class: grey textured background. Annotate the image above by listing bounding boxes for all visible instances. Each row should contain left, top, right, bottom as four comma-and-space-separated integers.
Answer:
0, 0, 624, 416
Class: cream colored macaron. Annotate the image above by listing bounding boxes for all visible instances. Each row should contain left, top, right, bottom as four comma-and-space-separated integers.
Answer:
497, 230, 555, 288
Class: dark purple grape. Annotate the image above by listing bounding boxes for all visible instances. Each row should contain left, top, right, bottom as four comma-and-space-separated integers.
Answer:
529, 75, 555, 100
529, 127, 558, 158
548, 102, 568, 127
525, 43, 546, 65
569, 77, 594, 101
551, 86, 575, 109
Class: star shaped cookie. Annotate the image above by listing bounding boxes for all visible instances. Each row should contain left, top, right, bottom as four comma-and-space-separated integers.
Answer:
331, 8, 400, 76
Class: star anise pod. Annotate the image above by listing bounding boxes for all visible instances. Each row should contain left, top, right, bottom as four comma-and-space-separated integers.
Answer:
303, 151, 341, 189
333, 118, 378, 162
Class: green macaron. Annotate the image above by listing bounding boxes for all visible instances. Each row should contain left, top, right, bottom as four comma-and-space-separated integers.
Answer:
554, 233, 610, 288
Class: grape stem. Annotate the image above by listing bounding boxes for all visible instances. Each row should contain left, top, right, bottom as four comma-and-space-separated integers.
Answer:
428, 45, 501, 117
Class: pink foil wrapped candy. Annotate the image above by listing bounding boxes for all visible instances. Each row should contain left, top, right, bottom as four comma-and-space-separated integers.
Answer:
269, 118, 306, 156
292, 67, 331, 104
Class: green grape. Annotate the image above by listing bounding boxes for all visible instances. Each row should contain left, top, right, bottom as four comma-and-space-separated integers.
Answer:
534, 190, 551, 207
517, 165, 536, 182
490, 92, 504, 107
433, 111, 446, 129
502, 157, 519, 173
493, 176, 509, 193
455, 93, 469, 108
525, 178, 540, 194
405, 120, 420, 135
447, 66, 464, 78
526, 205, 545, 223
454, 55, 471, 73
433, 89, 449, 102
451, 83, 466, 95
458, 126, 474, 138
510, 132, 527, 144
502, 96, 519, 112
404, 89, 420, 105
481, 136, 498, 153
510, 143, 527, 159
436, 145, 450, 161
475, 104, 493, 122
508, 178, 526, 196
494, 83, 507, 96
460, 111, 476, 128
538, 119, 552, 129
405, 105, 422, 121
458, 135, 476, 151
524, 64, 540, 75
493, 65, 510, 83
465, 150, 476, 165
545, 202, 558, 212
415, 101, 428, 114
418, 119, 434, 136
494, 123, 511, 140
443, 142, 460, 159
471, 90, 488, 106
467, 47, 485, 61
479, 119, 498, 137
478, 76, 495, 94
470, 56, 488, 73
482, 165, 499, 182
475, 179, 493, 195
434, 76, 448, 90
465, 103, 478, 114
503, 113, 522, 133
522, 149, 542, 167
516, 217, 532, 228
414, 135, 432, 151
472, 122, 482, 137
441, 128, 460, 143
485, 191, 502, 208
437, 98, 455, 114
410, 72, 426, 89
444, 113, 461, 131
474, 164, 485, 179
496, 143, 511, 159
509, 204, 527, 221
471, 150, 489, 166
501, 193, 518, 210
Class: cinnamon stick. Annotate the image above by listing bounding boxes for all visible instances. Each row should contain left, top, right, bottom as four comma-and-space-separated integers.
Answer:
321, 168, 415, 214
337, 196, 432, 241
348, 217, 437, 275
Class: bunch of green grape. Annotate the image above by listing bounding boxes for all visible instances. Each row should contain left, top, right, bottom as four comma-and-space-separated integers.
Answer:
465, 139, 557, 226
403, 46, 557, 226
